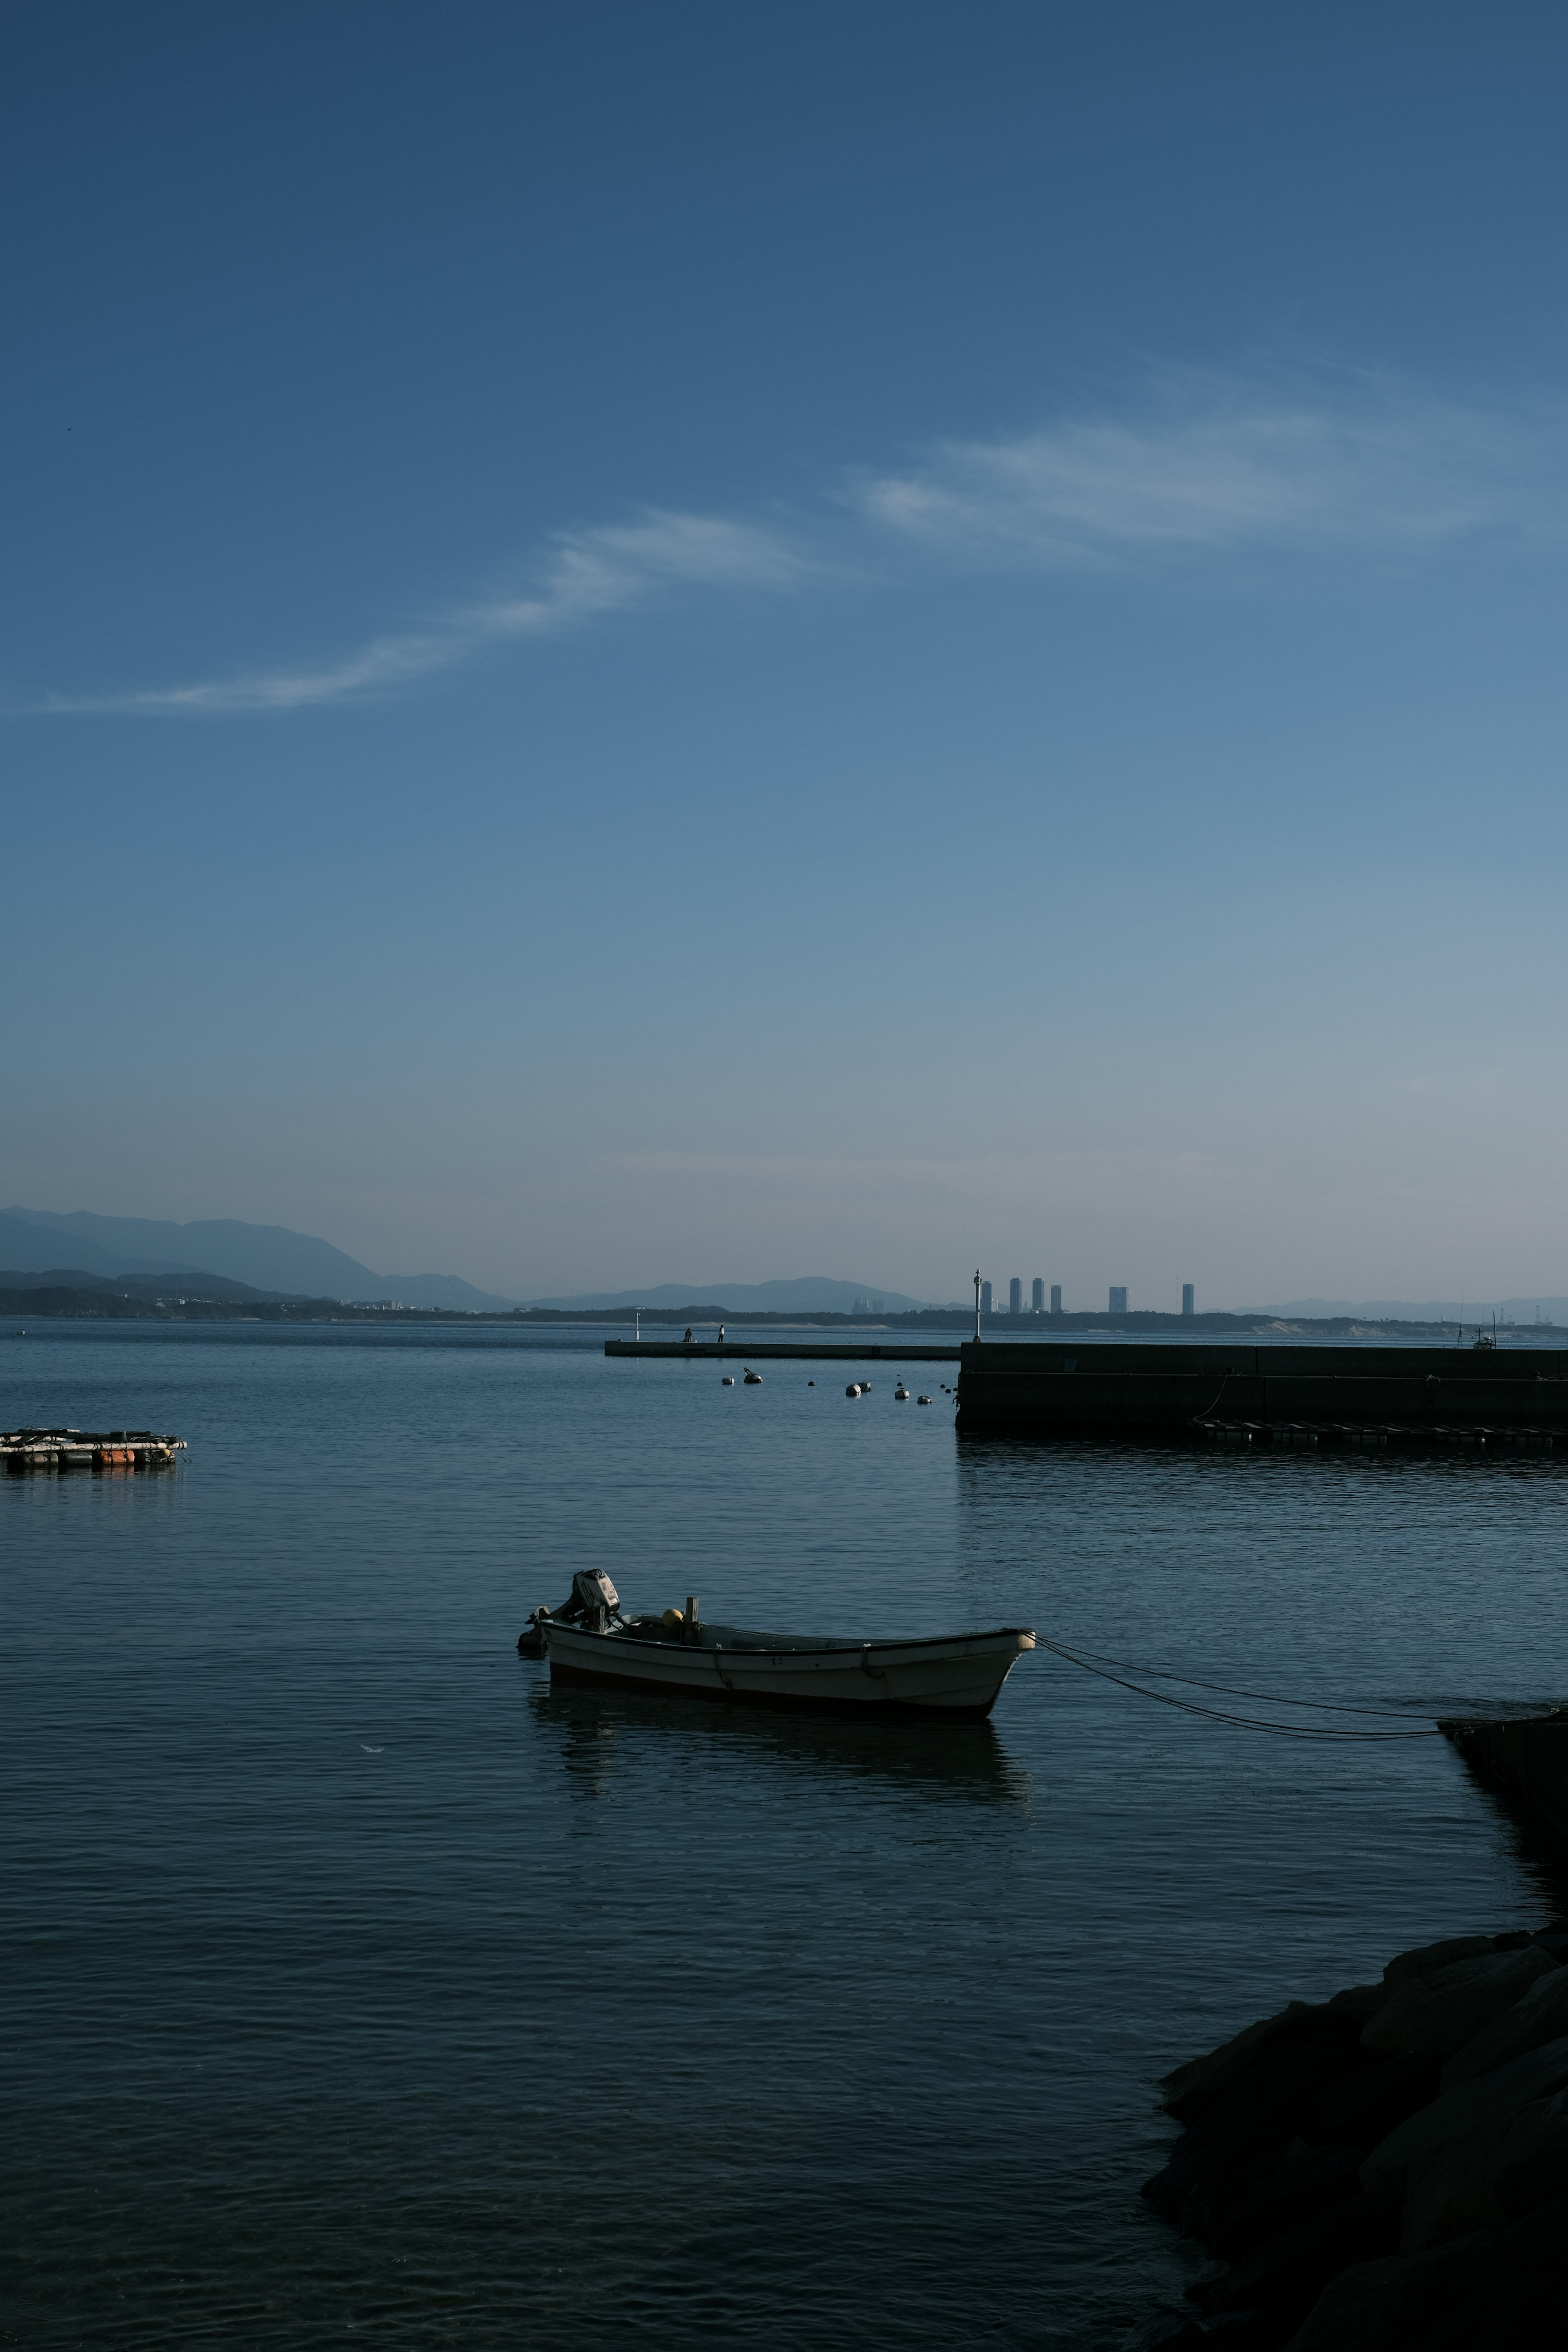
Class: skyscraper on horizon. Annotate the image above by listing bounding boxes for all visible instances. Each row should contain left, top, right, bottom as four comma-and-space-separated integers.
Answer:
1009, 1276, 1022, 1316
1182, 1283, 1195, 1317
980, 1280, 992, 1316
1032, 1277, 1045, 1313
1050, 1285, 1062, 1315
1109, 1286, 1128, 1314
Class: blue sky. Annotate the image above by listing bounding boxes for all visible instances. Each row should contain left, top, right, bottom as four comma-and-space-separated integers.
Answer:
5, 0, 1567, 1305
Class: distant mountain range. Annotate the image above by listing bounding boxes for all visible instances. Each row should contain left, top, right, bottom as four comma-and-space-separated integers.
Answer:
0, 1208, 519, 1312
0, 1210, 929, 1318
519, 1278, 935, 1313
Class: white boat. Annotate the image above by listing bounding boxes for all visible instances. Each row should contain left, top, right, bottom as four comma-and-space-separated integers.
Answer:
520, 1572, 1034, 1722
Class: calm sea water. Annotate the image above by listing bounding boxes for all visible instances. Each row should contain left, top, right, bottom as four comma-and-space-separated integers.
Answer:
4, 1324, 1567, 2350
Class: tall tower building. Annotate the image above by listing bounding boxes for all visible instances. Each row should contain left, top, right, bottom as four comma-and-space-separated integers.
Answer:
980, 1280, 992, 1316
1182, 1283, 1195, 1318
1109, 1286, 1128, 1314
1050, 1285, 1062, 1315
1009, 1276, 1022, 1316
1032, 1278, 1045, 1314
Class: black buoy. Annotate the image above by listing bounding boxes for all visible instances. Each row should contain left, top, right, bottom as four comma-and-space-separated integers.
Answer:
518, 1609, 548, 1659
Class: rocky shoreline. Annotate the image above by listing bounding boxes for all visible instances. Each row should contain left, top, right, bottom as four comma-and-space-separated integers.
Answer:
1140, 1920, 1568, 2348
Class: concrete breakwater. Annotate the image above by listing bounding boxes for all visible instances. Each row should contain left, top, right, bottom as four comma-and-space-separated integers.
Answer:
1143, 1919, 1568, 2348
956, 1341, 1568, 1443
1445, 1711, 1568, 1849
605, 1340, 961, 1361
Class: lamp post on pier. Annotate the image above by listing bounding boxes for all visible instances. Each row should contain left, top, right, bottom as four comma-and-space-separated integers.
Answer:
973, 1270, 982, 1343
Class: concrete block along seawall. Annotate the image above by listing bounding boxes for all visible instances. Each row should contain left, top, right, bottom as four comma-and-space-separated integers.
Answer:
953, 1341, 1568, 1442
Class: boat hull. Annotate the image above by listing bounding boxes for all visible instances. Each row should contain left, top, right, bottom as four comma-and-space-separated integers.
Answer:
541, 1621, 1034, 1721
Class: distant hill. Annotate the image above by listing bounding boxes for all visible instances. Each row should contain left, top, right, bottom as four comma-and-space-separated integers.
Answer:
0, 1264, 290, 1303
522, 1276, 937, 1313
0, 1209, 519, 1312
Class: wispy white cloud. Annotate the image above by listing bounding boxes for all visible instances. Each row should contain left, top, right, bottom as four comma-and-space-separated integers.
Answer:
47, 509, 804, 715
853, 385, 1558, 569
38, 374, 1563, 716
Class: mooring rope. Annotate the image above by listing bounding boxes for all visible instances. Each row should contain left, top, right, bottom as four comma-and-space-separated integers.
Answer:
1060, 1643, 1430, 1719
1037, 1636, 1443, 1739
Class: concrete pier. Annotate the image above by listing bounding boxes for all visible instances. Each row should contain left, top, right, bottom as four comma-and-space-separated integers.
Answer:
1444, 1712, 1568, 1846
955, 1340, 1568, 1442
606, 1340, 962, 1362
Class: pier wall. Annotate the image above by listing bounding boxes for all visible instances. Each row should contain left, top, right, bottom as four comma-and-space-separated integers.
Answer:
1444, 1712, 1568, 1847
605, 1341, 961, 1361
955, 1341, 1568, 1440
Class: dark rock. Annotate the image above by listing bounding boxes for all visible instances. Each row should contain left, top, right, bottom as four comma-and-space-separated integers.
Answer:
1169, 2026, 1376, 2138
1200, 2323, 1295, 2352
1440, 1954, 1568, 2089
1145, 1938, 1568, 2352
1360, 1943, 1557, 2060
1282, 2189, 1568, 2350
1399, 2083, 1568, 2251
1147, 2036, 1381, 2248
1379, 1934, 1494, 1988
1211, 2143, 1363, 2261
1360, 2031, 1568, 2201
1164, 1996, 1370, 2126
1143, 2123, 1231, 2222
1145, 2117, 1308, 2244
1322, 1982, 1386, 2029
1310, 2051, 1441, 2151
1147, 2314, 1294, 2351
1162, 2003, 1316, 2114
1497, 2096, 1568, 2220
1190, 2192, 1399, 2326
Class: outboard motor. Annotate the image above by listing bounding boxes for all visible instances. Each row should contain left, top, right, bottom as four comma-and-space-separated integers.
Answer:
560, 1569, 622, 1631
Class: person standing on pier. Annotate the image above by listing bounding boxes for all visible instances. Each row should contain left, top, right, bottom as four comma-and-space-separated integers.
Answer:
718, 1324, 726, 1345
683, 1327, 693, 1344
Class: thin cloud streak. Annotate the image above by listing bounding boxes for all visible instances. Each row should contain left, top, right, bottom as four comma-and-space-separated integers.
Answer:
855, 391, 1559, 568
39, 378, 1563, 716
48, 510, 805, 715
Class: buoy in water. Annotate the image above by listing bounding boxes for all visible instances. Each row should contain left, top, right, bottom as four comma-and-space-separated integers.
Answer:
743, 1368, 762, 1384
917, 1394, 931, 1405
517, 1620, 547, 1657
721, 1375, 735, 1384
894, 1385, 909, 1400
845, 1382, 861, 1396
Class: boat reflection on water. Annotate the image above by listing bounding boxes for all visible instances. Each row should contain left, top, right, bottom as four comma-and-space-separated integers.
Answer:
526, 1677, 1033, 1809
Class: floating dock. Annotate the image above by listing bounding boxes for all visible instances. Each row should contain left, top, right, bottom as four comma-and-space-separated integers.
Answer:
2, 1427, 186, 1470
954, 1341, 1568, 1444
605, 1340, 962, 1362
